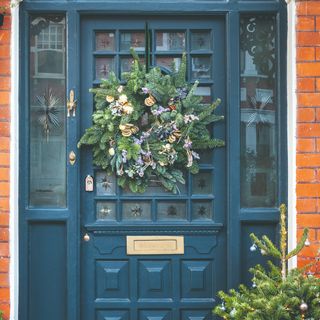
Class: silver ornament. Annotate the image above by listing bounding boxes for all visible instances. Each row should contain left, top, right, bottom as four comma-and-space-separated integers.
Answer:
260, 249, 267, 255
300, 302, 308, 312
250, 244, 257, 252
230, 308, 236, 317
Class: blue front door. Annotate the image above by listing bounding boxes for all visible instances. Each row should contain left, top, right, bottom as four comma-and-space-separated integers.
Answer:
80, 16, 226, 320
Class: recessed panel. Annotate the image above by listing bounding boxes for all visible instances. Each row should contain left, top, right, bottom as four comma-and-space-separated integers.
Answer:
181, 309, 212, 320
139, 309, 172, 320
96, 310, 130, 320
138, 260, 172, 299
181, 260, 213, 299
96, 260, 130, 299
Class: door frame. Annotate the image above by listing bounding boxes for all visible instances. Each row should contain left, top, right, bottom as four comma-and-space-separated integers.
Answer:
18, 2, 288, 320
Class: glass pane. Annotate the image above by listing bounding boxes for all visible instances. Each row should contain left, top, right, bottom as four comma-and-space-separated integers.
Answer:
122, 202, 151, 220
96, 201, 116, 220
156, 32, 185, 51
198, 150, 212, 165
96, 171, 116, 196
194, 86, 212, 104
155, 56, 181, 72
192, 201, 213, 220
95, 57, 115, 79
191, 31, 211, 51
157, 201, 187, 220
191, 56, 211, 80
192, 171, 213, 195
240, 15, 277, 207
120, 31, 145, 51
120, 56, 145, 76
96, 32, 115, 51
29, 15, 66, 207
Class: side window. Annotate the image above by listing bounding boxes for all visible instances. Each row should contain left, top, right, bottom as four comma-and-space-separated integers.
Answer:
240, 15, 277, 208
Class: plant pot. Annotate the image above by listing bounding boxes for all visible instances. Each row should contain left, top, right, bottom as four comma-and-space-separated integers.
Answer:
0, 14, 4, 27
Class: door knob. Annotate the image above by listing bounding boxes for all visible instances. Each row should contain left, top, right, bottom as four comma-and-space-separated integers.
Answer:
83, 233, 90, 242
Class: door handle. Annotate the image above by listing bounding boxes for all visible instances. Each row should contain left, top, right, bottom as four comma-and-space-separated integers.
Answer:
67, 89, 77, 117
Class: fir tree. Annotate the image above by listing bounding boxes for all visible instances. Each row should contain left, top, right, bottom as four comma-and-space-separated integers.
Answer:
214, 204, 320, 320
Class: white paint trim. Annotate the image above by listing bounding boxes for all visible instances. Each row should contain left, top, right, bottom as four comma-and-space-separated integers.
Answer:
287, 0, 297, 269
9, 4, 19, 320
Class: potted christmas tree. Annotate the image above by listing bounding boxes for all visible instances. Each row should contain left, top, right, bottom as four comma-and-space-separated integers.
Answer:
214, 204, 320, 319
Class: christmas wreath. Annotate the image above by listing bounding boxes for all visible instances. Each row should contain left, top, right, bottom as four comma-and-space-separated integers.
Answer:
78, 51, 224, 193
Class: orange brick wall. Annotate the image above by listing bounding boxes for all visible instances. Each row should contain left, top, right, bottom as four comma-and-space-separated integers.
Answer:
0, 1, 10, 319
296, 0, 320, 275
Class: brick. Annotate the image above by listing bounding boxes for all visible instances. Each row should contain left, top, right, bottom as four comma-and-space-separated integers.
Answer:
297, 198, 317, 213
0, 108, 9, 121
0, 198, 9, 212
297, 138, 315, 152
0, 77, 10, 91
0, 183, 9, 197
316, 48, 320, 61
297, 47, 315, 61
297, 213, 320, 227
0, 258, 9, 273
297, 16, 315, 31
316, 78, 320, 91
297, 2, 320, 16
297, 78, 315, 92
0, 288, 10, 302
299, 244, 320, 258
0, 303, 10, 320
0, 214, 9, 227
0, 123, 9, 137
316, 138, 320, 152
297, 63, 320, 76
0, 274, 9, 288
297, 107, 315, 122
0, 138, 9, 152
0, 31, 10, 44
0, 153, 9, 166
0, 60, 10, 76
1, 15, 11, 30
297, 153, 320, 166
0, 46, 10, 59
297, 32, 320, 46
0, 229, 9, 242
296, 183, 320, 197
297, 124, 320, 137
0, 169, 9, 182
0, 92, 9, 106
0, 244, 9, 258
297, 169, 316, 182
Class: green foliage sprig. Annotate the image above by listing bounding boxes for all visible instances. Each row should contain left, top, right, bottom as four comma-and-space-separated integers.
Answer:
214, 204, 320, 320
78, 51, 224, 193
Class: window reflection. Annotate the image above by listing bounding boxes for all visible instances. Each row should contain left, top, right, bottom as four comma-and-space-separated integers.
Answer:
240, 15, 277, 207
29, 15, 66, 207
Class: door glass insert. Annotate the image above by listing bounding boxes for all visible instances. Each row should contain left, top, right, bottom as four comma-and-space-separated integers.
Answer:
157, 201, 187, 220
191, 56, 212, 80
29, 15, 66, 207
192, 171, 213, 195
192, 200, 213, 220
96, 201, 117, 220
96, 32, 115, 51
96, 171, 117, 196
156, 31, 186, 51
120, 31, 145, 51
95, 57, 116, 80
191, 31, 212, 51
155, 56, 181, 72
122, 201, 151, 220
240, 15, 277, 207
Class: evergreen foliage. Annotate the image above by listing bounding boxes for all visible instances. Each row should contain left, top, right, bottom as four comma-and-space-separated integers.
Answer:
78, 50, 224, 193
214, 204, 320, 320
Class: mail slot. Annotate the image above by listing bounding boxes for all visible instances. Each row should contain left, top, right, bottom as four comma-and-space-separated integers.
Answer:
126, 236, 184, 255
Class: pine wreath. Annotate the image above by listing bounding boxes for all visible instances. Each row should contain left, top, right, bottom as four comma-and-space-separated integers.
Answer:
78, 51, 225, 193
